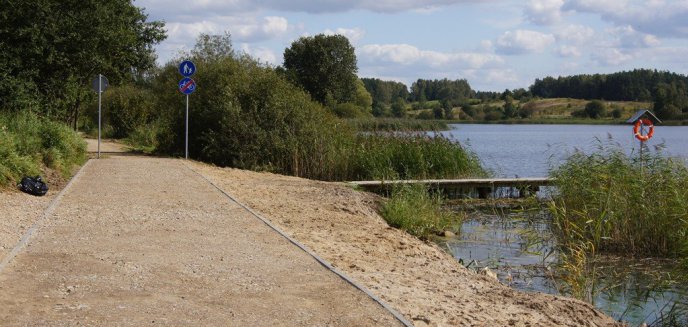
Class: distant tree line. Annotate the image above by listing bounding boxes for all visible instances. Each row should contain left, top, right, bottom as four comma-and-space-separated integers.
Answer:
530, 69, 688, 120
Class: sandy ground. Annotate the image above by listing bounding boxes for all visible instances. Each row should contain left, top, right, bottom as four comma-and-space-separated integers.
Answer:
190, 162, 624, 327
0, 143, 624, 326
0, 156, 402, 326
0, 191, 55, 260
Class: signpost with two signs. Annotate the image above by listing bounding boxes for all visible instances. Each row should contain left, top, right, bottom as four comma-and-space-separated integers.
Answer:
178, 60, 196, 159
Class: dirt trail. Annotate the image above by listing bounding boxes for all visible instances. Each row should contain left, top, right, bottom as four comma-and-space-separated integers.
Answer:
85, 138, 128, 153
0, 156, 402, 326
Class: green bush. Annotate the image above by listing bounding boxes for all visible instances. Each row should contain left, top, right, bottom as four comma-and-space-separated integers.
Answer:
84, 85, 156, 139
380, 184, 457, 239
549, 141, 688, 258
149, 35, 485, 182
0, 112, 86, 186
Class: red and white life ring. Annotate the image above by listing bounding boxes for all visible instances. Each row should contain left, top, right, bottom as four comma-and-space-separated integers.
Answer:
633, 119, 654, 142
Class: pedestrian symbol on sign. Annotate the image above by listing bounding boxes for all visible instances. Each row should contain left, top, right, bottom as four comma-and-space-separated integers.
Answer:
179, 60, 196, 77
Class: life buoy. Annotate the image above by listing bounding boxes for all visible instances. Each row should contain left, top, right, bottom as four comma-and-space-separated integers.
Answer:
633, 119, 654, 142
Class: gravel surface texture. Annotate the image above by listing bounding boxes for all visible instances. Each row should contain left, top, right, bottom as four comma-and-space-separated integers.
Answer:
0, 156, 401, 326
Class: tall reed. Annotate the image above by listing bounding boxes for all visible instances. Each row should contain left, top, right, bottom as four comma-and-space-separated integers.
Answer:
549, 141, 688, 258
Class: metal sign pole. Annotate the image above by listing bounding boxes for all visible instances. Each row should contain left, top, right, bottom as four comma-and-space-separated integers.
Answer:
98, 74, 102, 159
185, 94, 189, 160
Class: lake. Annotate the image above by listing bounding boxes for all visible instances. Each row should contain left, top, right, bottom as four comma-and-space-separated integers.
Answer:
434, 123, 688, 325
439, 124, 688, 177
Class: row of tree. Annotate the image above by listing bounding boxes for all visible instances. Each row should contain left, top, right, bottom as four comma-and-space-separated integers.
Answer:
530, 69, 688, 119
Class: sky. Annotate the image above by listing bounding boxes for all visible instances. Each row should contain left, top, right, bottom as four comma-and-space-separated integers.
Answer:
135, 0, 688, 92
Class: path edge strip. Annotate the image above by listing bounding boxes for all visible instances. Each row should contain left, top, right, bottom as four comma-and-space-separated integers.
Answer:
184, 162, 413, 327
0, 159, 93, 273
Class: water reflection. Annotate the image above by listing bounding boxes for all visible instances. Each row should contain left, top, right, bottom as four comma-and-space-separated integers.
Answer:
438, 209, 688, 326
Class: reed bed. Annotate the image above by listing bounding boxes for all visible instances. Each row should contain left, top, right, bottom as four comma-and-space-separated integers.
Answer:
549, 141, 688, 259
346, 118, 448, 132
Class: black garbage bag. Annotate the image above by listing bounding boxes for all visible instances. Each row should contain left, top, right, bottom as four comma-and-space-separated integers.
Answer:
17, 176, 49, 196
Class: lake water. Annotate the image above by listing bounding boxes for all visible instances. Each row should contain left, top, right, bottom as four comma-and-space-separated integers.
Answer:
433, 124, 688, 325
440, 209, 688, 326
439, 124, 688, 177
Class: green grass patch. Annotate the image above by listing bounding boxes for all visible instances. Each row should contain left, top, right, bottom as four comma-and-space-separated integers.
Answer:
549, 140, 688, 258
0, 112, 86, 187
380, 184, 458, 239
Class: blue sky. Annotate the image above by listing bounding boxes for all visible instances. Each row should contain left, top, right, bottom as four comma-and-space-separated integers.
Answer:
136, 0, 688, 91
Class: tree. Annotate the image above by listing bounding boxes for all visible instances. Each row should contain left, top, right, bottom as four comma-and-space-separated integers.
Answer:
283, 34, 358, 107
653, 81, 688, 120
353, 79, 373, 114
391, 98, 407, 118
0, 0, 166, 128
503, 96, 517, 118
585, 100, 606, 119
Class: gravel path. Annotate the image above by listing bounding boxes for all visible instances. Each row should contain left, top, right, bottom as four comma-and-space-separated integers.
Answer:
0, 156, 402, 326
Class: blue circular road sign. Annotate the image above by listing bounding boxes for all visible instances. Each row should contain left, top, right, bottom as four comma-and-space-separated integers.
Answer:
178, 77, 197, 95
179, 60, 196, 77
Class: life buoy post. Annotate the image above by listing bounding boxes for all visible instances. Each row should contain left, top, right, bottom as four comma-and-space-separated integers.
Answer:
625, 110, 661, 143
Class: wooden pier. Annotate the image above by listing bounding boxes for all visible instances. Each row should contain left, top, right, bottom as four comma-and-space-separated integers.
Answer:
348, 177, 553, 198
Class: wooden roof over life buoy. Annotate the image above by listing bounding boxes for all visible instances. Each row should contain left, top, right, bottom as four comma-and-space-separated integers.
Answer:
626, 109, 662, 125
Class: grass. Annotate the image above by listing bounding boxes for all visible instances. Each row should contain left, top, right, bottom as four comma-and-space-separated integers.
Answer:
380, 184, 459, 239
548, 139, 688, 258
0, 111, 86, 187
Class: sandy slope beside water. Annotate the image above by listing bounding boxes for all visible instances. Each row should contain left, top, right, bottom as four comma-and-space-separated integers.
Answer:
190, 162, 623, 327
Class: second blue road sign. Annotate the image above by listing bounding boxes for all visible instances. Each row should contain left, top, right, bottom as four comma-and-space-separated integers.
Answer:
178, 77, 196, 95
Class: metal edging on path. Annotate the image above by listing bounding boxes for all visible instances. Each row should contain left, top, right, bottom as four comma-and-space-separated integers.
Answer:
0, 159, 93, 274
183, 162, 413, 327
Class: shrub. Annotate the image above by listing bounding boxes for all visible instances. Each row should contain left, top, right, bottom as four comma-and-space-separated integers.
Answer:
380, 184, 457, 239
584, 100, 607, 119
0, 112, 86, 186
151, 34, 485, 182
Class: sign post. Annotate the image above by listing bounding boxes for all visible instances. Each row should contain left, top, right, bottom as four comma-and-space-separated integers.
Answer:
178, 60, 196, 160
91, 74, 109, 159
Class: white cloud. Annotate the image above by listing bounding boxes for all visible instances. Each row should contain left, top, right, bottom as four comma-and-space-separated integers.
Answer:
525, 0, 564, 25
563, 0, 688, 38
562, 0, 626, 14
358, 43, 503, 68
261, 0, 486, 13
610, 25, 660, 49
138, 0, 488, 16
556, 45, 581, 57
357, 43, 509, 90
164, 16, 289, 43
495, 30, 556, 55
240, 44, 279, 65
554, 25, 595, 44
323, 28, 366, 44
591, 47, 634, 66
233, 16, 290, 42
